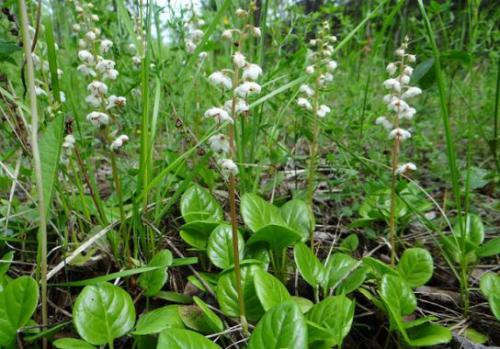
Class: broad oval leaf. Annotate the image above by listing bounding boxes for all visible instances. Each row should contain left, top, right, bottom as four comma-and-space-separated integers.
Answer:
363, 256, 397, 279
406, 322, 452, 347
397, 248, 433, 288
241, 193, 285, 232
306, 295, 355, 348
480, 272, 499, 298
216, 264, 264, 322
248, 224, 302, 252
134, 305, 184, 335
53, 338, 96, 349
294, 242, 325, 288
180, 185, 223, 223
207, 224, 244, 269
157, 328, 221, 349
0, 276, 39, 346
280, 199, 313, 241
455, 213, 484, 246
193, 296, 224, 333
180, 221, 220, 249
254, 269, 290, 311
73, 282, 136, 345
380, 274, 416, 316
247, 301, 307, 349
324, 253, 357, 289
138, 250, 173, 296
477, 237, 500, 257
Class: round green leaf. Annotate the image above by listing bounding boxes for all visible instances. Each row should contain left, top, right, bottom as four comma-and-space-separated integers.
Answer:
306, 295, 355, 348
324, 253, 357, 289
73, 283, 136, 345
248, 224, 302, 252
207, 224, 244, 269
180, 185, 223, 223
134, 305, 184, 335
479, 272, 499, 298
254, 269, 290, 311
294, 242, 325, 288
192, 296, 224, 333
216, 264, 264, 322
247, 301, 307, 349
180, 221, 220, 249
157, 328, 221, 349
280, 199, 313, 241
380, 274, 416, 316
138, 250, 173, 296
0, 276, 39, 346
397, 248, 433, 288
241, 193, 285, 232
53, 338, 96, 349
455, 213, 484, 246
406, 322, 452, 347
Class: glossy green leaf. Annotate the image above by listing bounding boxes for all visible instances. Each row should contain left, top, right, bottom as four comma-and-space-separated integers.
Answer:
180, 221, 220, 249
134, 305, 184, 335
489, 294, 500, 320
0, 276, 39, 346
479, 272, 499, 298
53, 338, 96, 349
339, 234, 359, 253
247, 301, 307, 349
179, 305, 218, 334
241, 193, 285, 232
380, 274, 416, 316
477, 237, 500, 257
157, 328, 221, 349
455, 213, 484, 246
294, 242, 325, 287
193, 297, 224, 333
180, 185, 223, 223
73, 283, 136, 345
216, 264, 264, 322
306, 295, 355, 348
280, 199, 313, 241
406, 322, 452, 347
248, 224, 302, 252
397, 248, 434, 288
207, 224, 244, 269
336, 266, 369, 294
324, 253, 357, 289
254, 269, 290, 311
363, 256, 397, 279
0, 251, 14, 277
138, 250, 173, 296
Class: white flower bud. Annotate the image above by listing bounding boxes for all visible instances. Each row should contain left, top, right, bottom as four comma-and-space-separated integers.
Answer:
395, 48, 405, 57
219, 158, 238, 175
383, 78, 401, 92
399, 107, 416, 120
85, 94, 102, 108
235, 8, 247, 17
208, 71, 232, 90
402, 86, 422, 99
253, 27, 261, 38
87, 81, 108, 95
389, 128, 411, 141
305, 65, 315, 75
297, 97, 312, 111
399, 74, 410, 85
222, 30, 233, 40
62, 134, 76, 149
78, 39, 87, 48
386, 62, 397, 76
78, 50, 94, 64
91, 14, 99, 22
96, 59, 115, 72
86, 111, 109, 126
235, 82, 261, 97
317, 104, 331, 118
110, 135, 129, 150
396, 162, 417, 174
233, 52, 246, 68
72, 24, 81, 33
77, 64, 96, 77
327, 60, 338, 72
106, 95, 127, 109
407, 54, 416, 63
103, 69, 119, 80
299, 84, 314, 97
132, 56, 142, 66
85, 31, 97, 41
100, 39, 113, 54
208, 134, 230, 154
204, 107, 233, 124
198, 51, 208, 60
242, 63, 263, 81
375, 116, 393, 130
185, 40, 196, 53
223, 98, 249, 114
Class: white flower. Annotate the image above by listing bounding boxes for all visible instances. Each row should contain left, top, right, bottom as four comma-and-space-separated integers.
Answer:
62, 134, 76, 149
87, 81, 108, 95
222, 29, 233, 40
91, 14, 99, 22
208, 71, 232, 90
132, 56, 142, 66
85, 94, 102, 107
77, 64, 96, 77
78, 50, 94, 64
106, 95, 127, 109
317, 104, 331, 118
396, 162, 417, 174
242, 64, 263, 81
386, 62, 397, 76
57, 69, 63, 78
299, 84, 314, 97
204, 107, 233, 123
383, 94, 396, 104
100, 39, 113, 54
375, 116, 393, 130
297, 97, 312, 111
329, 35, 337, 43
85, 31, 97, 41
399, 107, 416, 120
110, 135, 129, 150
389, 128, 411, 141
190, 29, 204, 41
309, 39, 317, 46
253, 27, 261, 38
185, 40, 196, 53
388, 98, 409, 113
72, 24, 81, 33
395, 48, 405, 57
402, 87, 422, 99
407, 54, 416, 63
31, 53, 41, 69
128, 43, 137, 54
233, 52, 246, 68
35, 86, 47, 97
327, 60, 338, 72
208, 134, 230, 154
319, 73, 334, 85
224, 99, 249, 114
403, 66, 413, 76
399, 74, 410, 85
198, 51, 208, 60
86, 111, 109, 126
305, 65, 315, 75
235, 82, 261, 97
103, 69, 119, 80
59, 91, 66, 103
235, 8, 247, 17
96, 59, 115, 72
383, 78, 401, 92
78, 39, 87, 48
219, 158, 238, 175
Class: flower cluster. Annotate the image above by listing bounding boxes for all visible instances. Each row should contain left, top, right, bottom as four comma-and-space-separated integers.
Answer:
73, 1, 128, 151
183, 17, 208, 62
377, 37, 421, 175
204, 7, 263, 177
296, 21, 337, 118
